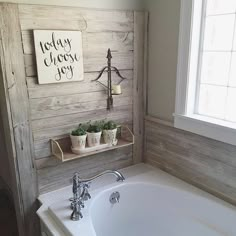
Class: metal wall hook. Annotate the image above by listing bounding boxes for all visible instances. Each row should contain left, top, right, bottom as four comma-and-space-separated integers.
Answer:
92, 48, 127, 110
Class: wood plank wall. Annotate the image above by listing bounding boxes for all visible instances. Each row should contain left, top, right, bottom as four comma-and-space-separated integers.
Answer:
145, 119, 236, 206
0, 4, 39, 236
0, 109, 11, 189
16, 5, 146, 193
0, 4, 146, 236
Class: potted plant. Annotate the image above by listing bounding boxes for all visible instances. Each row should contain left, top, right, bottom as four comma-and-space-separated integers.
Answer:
70, 124, 87, 150
103, 120, 118, 146
86, 121, 103, 147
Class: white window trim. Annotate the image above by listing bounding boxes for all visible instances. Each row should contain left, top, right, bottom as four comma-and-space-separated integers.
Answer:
174, 0, 236, 146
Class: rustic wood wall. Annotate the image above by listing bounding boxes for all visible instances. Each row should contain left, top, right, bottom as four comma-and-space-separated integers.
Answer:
0, 3, 146, 236
145, 119, 236, 206
0, 4, 39, 236
16, 5, 146, 194
0, 109, 11, 189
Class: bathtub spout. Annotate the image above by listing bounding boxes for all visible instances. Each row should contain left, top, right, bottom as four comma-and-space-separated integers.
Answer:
77, 170, 125, 183
70, 170, 125, 221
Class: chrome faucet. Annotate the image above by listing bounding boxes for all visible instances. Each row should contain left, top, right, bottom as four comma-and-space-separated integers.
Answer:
70, 170, 125, 221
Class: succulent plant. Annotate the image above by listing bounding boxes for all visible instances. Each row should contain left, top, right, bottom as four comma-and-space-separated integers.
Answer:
103, 120, 117, 130
87, 121, 104, 133
71, 123, 87, 136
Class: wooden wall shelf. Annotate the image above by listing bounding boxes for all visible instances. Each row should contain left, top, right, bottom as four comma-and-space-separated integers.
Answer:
51, 126, 134, 162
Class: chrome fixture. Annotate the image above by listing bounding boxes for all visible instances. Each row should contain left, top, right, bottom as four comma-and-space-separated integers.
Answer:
70, 170, 125, 221
109, 191, 120, 204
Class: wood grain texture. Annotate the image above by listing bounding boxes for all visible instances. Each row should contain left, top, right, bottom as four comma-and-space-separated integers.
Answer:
18, 5, 134, 32
0, 3, 39, 236
31, 96, 133, 120
0, 3, 147, 236
26, 70, 133, 98
133, 12, 146, 164
32, 105, 132, 131
19, 7, 136, 164
22, 30, 134, 55
18, 5, 134, 22
24, 51, 134, 77
38, 146, 133, 193
143, 12, 149, 116
145, 119, 236, 205
16, 4, 147, 195
0, 110, 11, 189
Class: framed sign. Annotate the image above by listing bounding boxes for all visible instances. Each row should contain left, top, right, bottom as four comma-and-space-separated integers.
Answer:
33, 30, 84, 84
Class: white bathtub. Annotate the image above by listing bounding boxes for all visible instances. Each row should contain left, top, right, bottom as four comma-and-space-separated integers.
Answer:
37, 164, 236, 236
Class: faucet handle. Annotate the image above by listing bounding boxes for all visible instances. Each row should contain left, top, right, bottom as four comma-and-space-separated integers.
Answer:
81, 183, 91, 201
83, 191, 91, 201
79, 200, 85, 209
84, 182, 91, 188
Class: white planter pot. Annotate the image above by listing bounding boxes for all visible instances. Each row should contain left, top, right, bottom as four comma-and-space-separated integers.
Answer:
103, 128, 118, 145
70, 134, 87, 149
87, 132, 102, 147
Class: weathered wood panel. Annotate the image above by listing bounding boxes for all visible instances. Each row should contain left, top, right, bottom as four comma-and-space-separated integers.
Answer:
133, 12, 146, 164
19, 5, 134, 22
30, 90, 132, 115
26, 70, 133, 98
33, 115, 132, 142
37, 146, 133, 193
16, 4, 147, 197
24, 51, 134, 77
20, 7, 136, 165
32, 105, 132, 131
22, 31, 134, 55
0, 3, 146, 236
31, 96, 132, 120
19, 5, 134, 32
0, 4, 39, 236
0, 110, 12, 189
145, 119, 236, 205
20, 18, 134, 32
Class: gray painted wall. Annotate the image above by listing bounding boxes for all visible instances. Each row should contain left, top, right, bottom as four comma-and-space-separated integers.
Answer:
145, 0, 181, 122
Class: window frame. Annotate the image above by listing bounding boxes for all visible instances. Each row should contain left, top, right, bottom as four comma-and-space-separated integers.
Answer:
174, 0, 236, 146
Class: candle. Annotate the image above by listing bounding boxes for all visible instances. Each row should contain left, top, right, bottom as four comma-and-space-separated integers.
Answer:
112, 85, 122, 95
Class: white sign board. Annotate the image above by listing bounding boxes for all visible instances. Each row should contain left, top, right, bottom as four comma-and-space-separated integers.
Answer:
34, 30, 84, 84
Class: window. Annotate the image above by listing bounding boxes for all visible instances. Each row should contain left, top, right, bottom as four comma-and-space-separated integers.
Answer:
175, 0, 236, 145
